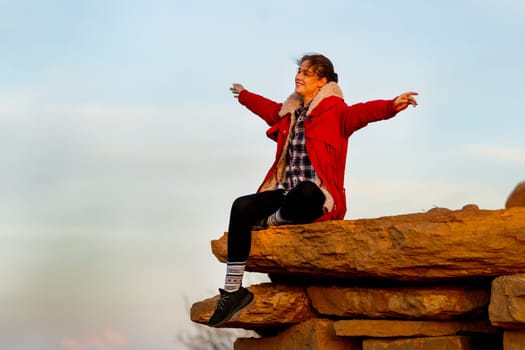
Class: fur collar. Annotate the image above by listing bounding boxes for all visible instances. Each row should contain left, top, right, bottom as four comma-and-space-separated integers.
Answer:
278, 81, 344, 117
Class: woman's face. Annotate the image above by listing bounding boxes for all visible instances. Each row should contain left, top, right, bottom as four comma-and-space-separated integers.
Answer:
295, 60, 327, 103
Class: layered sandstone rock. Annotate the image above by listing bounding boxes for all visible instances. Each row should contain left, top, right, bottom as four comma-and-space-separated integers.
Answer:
489, 274, 525, 329
308, 286, 489, 320
503, 331, 525, 350
234, 319, 360, 350
191, 191, 525, 349
506, 181, 525, 209
333, 319, 497, 337
362, 336, 481, 350
190, 283, 313, 329
191, 283, 491, 329
212, 207, 525, 281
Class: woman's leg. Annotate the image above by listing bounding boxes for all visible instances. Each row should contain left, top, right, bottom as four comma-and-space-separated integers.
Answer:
271, 181, 326, 224
227, 189, 286, 262
224, 189, 285, 294
209, 183, 325, 327
208, 189, 285, 327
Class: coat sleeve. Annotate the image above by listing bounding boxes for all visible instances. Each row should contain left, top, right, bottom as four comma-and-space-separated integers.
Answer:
238, 90, 283, 126
342, 99, 399, 138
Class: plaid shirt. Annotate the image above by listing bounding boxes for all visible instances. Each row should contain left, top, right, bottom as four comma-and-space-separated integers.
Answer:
279, 106, 317, 191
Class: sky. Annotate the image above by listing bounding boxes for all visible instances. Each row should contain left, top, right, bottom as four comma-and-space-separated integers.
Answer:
1, 0, 524, 349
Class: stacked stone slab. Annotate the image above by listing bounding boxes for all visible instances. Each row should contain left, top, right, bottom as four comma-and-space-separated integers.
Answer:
191, 203, 525, 349
489, 274, 525, 350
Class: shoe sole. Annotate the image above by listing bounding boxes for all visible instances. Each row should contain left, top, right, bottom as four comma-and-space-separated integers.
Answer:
209, 292, 254, 327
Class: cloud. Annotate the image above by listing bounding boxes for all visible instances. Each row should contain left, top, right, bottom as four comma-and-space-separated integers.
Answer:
61, 338, 84, 350
478, 0, 525, 15
61, 329, 128, 350
459, 144, 525, 165
101, 330, 128, 348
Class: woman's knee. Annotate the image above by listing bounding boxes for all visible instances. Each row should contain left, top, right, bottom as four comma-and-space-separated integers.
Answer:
280, 181, 326, 223
291, 181, 325, 205
230, 195, 257, 217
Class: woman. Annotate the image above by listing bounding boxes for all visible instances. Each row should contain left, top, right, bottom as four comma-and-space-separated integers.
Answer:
208, 54, 418, 327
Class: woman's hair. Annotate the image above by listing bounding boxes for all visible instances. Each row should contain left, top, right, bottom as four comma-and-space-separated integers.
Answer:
297, 54, 338, 83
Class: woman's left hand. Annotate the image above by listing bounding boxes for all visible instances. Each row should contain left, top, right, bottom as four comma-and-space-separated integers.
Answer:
394, 91, 418, 111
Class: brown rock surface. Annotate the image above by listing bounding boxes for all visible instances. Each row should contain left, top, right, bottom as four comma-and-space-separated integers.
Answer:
234, 319, 361, 350
211, 207, 525, 281
308, 286, 489, 320
362, 336, 476, 350
334, 319, 497, 337
506, 181, 525, 209
504, 331, 525, 350
489, 274, 525, 329
190, 283, 314, 329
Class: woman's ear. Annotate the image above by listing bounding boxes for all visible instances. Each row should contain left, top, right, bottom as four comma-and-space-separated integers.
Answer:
317, 76, 328, 87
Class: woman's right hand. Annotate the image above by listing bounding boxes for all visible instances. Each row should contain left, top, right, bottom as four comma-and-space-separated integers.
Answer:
230, 83, 245, 98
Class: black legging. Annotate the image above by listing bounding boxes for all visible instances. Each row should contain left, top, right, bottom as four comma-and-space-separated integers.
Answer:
227, 181, 325, 262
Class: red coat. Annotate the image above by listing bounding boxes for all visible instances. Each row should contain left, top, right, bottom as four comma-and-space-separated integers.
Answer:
238, 82, 399, 221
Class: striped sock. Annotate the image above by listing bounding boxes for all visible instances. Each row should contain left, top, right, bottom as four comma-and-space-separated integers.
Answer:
224, 261, 246, 292
266, 209, 293, 226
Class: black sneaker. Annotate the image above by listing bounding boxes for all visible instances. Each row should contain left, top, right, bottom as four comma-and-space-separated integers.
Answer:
207, 287, 254, 327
